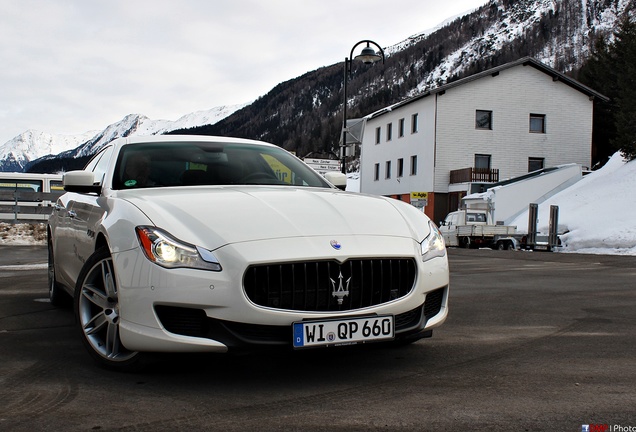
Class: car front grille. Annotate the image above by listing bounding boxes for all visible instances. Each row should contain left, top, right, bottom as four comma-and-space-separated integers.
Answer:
243, 258, 417, 312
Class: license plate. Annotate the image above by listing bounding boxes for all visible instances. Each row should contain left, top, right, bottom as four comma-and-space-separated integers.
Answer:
293, 315, 394, 349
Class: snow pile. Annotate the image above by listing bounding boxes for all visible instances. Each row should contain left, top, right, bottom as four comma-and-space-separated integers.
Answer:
0, 222, 47, 245
510, 152, 636, 255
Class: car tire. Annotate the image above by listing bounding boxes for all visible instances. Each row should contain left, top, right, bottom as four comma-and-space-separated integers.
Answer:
74, 246, 141, 371
461, 236, 471, 249
48, 233, 70, 307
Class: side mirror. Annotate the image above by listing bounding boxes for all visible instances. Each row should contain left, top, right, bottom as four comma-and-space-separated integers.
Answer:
324, 171, 347, 191
63, 171, 101, 194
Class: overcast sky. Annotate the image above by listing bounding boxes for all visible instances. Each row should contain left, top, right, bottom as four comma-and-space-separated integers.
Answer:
0, 0, 488, 145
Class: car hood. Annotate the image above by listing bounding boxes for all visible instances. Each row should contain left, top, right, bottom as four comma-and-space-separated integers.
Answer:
117, 186, 428, 250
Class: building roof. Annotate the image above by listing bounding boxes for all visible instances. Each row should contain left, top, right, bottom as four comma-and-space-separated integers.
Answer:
368, 57, 609, 120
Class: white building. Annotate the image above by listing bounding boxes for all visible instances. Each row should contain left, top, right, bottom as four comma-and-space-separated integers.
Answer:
358, 57, 607, 223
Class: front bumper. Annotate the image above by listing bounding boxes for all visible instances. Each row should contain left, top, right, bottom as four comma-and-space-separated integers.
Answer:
114, 235, 449, 353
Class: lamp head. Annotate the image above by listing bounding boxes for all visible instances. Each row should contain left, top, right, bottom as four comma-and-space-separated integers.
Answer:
354, 45, 382, 64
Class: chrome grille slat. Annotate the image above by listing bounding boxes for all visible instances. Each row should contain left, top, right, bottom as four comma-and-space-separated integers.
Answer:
244, 258, 417, 312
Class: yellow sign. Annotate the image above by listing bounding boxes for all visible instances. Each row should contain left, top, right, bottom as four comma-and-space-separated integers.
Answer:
410, 192, 428, 200
262, 155, 292, 184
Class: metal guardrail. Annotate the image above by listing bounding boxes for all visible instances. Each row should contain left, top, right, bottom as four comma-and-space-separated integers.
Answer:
0, 191, 57, 223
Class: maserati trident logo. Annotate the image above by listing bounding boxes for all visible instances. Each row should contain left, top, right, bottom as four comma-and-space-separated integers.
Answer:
330, 271, 351, 305
330, 240, 342, 250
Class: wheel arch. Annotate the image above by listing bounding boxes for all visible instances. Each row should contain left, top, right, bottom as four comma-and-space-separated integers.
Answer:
95, 231, 109, 253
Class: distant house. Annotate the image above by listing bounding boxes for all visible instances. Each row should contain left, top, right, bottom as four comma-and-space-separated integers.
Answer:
358, 57, 608, 223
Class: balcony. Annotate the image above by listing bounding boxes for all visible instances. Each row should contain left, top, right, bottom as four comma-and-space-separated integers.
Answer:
450, 167, 499, 184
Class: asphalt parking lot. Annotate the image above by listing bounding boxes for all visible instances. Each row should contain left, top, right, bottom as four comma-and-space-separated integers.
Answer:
1, 245, 635, 431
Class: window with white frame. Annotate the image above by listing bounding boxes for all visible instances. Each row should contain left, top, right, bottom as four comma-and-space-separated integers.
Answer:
397, 158, 404, 177
385, 160, 391, 179
398, 118, 405, 138
374, 163, 380, 181
411, 113, 418, 134
386, 123, 392, 141
410, 155, 417, 175
375, 126, 381, 144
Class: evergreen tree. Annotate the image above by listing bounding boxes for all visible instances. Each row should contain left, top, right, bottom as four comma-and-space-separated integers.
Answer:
578, 36, 618, 165
578, 16, 636, 163
611, 17, 636, 160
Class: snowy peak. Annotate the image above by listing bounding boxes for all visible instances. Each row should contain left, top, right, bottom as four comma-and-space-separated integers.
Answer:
0, 103, 248, 172
70, 103, 249, 158
0, 130, 98, 172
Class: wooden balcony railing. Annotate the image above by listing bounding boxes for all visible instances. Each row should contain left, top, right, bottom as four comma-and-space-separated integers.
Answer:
449, 167, 499, 184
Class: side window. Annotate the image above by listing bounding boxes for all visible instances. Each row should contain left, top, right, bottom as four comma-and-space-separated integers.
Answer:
83, 152, 103, 172
90, 146, 115, 186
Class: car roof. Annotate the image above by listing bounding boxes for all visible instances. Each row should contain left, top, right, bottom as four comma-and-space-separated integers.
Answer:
109, 135, 278, 149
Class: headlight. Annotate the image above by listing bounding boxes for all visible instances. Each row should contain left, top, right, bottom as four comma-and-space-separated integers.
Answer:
136, 226, 222, 271
421, 220, 446, 262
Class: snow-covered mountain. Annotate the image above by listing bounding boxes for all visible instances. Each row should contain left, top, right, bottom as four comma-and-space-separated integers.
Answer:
0, 104, 247, 172
0, 130, 98, 172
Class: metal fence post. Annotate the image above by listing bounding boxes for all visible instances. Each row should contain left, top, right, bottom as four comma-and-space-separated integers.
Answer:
527, 203, 538, 249
13, 190, 19, 225
548, 205, 559, 250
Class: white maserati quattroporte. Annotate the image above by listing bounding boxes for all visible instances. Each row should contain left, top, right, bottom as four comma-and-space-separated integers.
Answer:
48, 135, 449, 369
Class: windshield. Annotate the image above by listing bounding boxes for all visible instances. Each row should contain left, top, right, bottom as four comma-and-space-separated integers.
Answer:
112, 141, 331, 190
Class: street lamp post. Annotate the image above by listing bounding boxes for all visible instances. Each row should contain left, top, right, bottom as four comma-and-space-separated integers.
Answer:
341, 40, 385, 174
